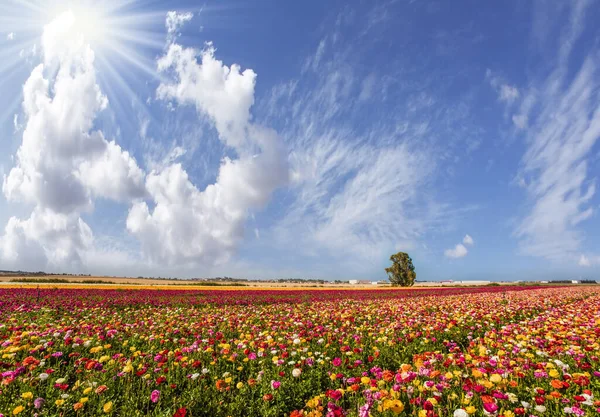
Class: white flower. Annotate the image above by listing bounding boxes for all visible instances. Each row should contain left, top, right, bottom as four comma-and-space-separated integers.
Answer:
222, 372, 230, 378
534, 405, 546, 413
201, 368, 209, 374
453, 410, 469, 417
292, 368, 302, 378
38, 373, 49, 381
293, 338, 301, 345
60, 394, 70, 399
191, 373, 200, 380
317, 338, 324, 344
507, 393, 518, 403
55, 378, 66, 384
521, 401, 530, 409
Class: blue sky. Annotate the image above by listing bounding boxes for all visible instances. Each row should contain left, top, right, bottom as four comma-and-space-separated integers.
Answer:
0, 0, 599, 281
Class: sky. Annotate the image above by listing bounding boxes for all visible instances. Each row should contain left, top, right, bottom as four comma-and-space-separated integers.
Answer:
0, 0, 599, 282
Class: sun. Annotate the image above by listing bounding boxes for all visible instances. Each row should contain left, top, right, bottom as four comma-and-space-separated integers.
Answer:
0, 0, 171, 126
52, 7, 107, 48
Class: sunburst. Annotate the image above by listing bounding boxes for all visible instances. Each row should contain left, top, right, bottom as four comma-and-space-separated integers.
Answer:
0, 0, 203, 128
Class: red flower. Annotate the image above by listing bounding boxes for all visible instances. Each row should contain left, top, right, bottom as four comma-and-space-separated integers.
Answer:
173, 407, 187, 417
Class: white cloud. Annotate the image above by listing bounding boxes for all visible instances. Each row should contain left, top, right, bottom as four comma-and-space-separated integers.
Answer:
0, 11, 146, 269
444, 243, 468, 258
463, 234, 474, 245
515, 56, 600, 259
127, 24, 288, 266
486, 69, 519, 104
579, 254, 591, 267
7, 32, 14, 41
512, 114, 528, 129
499, 84, 519, 103
157, 43, 256, 149
165, 11, 193, 39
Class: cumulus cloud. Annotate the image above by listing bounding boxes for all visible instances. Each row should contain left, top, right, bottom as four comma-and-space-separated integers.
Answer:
578, 254, 600, 267
157, 43, 256, 149
579, 254, 591, 267
463, 234, 474, 245
444, 243, 468, 259
126, 22, 288, 265
0, 11, 146, 269
444, 234, 473, 258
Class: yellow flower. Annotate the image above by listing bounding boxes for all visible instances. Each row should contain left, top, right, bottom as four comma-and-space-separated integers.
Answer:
83, 387, 92, 395
80, 397, 89, 403
103, 402, 113, 413
465, 406, 476, 414
490, 374, 502, 383
504, 411, 515, 417
21, 392, 33, 400
382, 399, 405, 414
418, 410, 428, 417
12, 406, 25, 415
55, 399, 65, 406
549, 369, 560, 378
361, 376, 370, 385
427, 397, 438, 406
123, 364, 133, 373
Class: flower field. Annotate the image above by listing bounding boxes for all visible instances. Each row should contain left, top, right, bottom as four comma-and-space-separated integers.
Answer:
1, 286, 599, 417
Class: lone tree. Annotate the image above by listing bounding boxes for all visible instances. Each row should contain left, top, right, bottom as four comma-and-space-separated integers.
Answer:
385, 252, 416, 287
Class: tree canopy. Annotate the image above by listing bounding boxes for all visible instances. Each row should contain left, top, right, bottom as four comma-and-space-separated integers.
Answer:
385, 252, 416, 287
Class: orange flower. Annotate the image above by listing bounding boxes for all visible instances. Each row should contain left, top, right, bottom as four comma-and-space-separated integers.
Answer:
290, 411, 304, 417
550, 391, 562, 398
382, 370, 394, 382
551, 379, 563, 389
216, 379, 227, 390
481, 395, 495, 404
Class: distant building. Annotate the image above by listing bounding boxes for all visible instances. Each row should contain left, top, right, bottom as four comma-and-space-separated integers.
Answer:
571, 280, 579, 284
348, 280, 359, 285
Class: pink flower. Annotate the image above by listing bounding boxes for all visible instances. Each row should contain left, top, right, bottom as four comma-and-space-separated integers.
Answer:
332, 357, 342, 367
271, 380, 281, 389
483, 403, 498, 413
151, 390, 160, 403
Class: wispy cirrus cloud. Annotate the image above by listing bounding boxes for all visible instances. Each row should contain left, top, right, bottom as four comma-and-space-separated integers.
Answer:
511, 0, 600, 262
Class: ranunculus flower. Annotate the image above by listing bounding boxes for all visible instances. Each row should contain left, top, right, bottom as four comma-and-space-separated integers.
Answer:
151, 390, 160, 403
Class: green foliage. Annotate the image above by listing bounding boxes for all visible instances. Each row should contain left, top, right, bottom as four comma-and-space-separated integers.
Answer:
385, 251, 416, 287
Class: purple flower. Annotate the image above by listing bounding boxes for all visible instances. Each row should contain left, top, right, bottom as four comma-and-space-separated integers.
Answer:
34, 398, 45, 409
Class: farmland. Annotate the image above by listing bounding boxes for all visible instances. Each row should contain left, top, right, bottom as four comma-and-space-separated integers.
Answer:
1, 286, 599, 416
